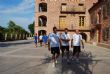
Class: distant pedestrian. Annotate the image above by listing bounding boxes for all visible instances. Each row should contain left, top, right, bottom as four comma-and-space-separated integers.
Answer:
60, 28, 70, 63
42, 33, 48, 47
39, 34, 43, 47
71, 29, 84, 62
33, 33, 38, 47
48, 27, 61, 67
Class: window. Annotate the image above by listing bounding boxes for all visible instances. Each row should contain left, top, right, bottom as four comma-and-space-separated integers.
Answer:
38, 15, 47, 26
59, 16, 66, 29
103, 27, 109, 41
78, 3, 84, 6
61, 3, 67, 11
102, 5, 107, 19
39, 3, 47, 12
107, 2, 110, 15
79, 16, 85, 26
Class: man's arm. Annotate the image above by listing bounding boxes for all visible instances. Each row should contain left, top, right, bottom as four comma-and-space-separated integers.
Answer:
61, 34, 70, 42
71, 39, 73, 48
80, 35, 84, 49
48, 39, 51, 51
61, 38, 66, 41
59, 38, 62, 49
66, 34, 70, 42
81, 40, 84, 49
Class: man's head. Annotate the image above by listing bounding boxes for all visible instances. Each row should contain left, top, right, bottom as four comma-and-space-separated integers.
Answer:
64, 28, 68, 34
53, 27, 57, 33
75, 29, 79, 34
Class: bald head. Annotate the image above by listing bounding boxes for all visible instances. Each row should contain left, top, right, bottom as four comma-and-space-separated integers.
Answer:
75, 29, 79, 34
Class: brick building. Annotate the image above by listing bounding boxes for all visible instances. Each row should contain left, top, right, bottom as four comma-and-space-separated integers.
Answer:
89, 0, 110, 47
35, 0, 97, 42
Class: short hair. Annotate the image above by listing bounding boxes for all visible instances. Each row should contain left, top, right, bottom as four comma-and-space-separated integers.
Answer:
65, 28, 68, 30
53, 26, 57, 31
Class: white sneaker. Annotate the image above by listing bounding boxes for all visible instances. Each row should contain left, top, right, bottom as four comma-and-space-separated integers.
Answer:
52, 62, 55, 67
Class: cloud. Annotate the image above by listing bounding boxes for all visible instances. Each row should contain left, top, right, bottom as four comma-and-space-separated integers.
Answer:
0, 0, 34, 31
0, 0, 34, 14
10, 16, 34, 31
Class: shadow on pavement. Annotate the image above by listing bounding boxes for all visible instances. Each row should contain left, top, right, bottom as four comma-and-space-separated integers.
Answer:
40, 55, 51, 64
33, 50, 102, 74
0, 41, 33, 47
61, 50, 102, 74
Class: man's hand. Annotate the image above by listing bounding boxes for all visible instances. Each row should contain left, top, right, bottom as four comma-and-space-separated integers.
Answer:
65, 39, 70, 42
81, 40, 84, 49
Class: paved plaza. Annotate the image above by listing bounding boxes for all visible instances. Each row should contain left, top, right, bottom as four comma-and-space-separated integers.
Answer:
0, 40, 110, 74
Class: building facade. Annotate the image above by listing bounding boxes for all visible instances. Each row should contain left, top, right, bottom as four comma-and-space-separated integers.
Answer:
89, 0, 110, 47
35, 0, 97, 42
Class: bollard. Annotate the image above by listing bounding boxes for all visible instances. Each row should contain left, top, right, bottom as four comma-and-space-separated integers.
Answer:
19, 34, 21, 40
5, 33, 7, 41
26, 34, 28, 39
15, 34, 17, 40
29, 34, 31, 39
23, 34, 25, 39
11, 33, 13, 40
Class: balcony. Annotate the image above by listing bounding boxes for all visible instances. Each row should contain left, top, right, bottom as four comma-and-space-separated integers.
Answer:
61, 5, 86, 14
57, 26, 90, 31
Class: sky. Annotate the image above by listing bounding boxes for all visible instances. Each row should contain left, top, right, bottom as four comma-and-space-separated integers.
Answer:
0, 0, 35, 31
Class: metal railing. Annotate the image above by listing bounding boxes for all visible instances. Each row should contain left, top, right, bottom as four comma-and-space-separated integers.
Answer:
61, 5, 86, 13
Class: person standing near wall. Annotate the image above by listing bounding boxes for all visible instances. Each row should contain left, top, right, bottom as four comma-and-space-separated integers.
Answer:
33, 33, 38, 47
42, 33, 48, 47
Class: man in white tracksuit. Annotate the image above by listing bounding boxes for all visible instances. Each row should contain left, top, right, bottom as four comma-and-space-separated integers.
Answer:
71, 29, 84, 62
48, 27, 61, 67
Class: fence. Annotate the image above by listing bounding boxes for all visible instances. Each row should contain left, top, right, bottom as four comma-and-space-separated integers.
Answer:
0, 33, 33, 41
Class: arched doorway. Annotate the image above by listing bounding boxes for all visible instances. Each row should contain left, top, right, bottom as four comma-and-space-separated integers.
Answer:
38, 30, 47, 36
80, 32, 87, 41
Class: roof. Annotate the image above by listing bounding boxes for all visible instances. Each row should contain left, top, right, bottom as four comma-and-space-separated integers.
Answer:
89, 1, 102, 13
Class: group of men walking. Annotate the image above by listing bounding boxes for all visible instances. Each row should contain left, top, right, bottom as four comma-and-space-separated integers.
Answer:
48, 27, 84, 67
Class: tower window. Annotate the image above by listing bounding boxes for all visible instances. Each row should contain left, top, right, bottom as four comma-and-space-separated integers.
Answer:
38, 15, 47, 26
39, 3, 47, 12
79, 16, 85, 26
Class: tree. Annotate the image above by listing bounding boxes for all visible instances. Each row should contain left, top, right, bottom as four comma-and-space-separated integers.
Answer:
28, 22, 34, 34
0, 20, 29, 41
0, 26, 5, 33
7, 20, 28, 34
8, 20, 16, 33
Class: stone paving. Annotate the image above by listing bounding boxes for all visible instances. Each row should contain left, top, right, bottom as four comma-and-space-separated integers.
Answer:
0, 40, 110, 74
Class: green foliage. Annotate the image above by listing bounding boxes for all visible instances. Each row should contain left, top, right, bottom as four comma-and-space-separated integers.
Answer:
0, 26, 5, 33
0, 20, 29, 41
28, 22, 34, 34
7, 20, 28, 34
